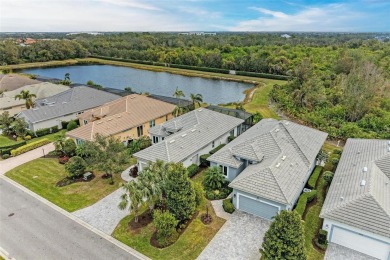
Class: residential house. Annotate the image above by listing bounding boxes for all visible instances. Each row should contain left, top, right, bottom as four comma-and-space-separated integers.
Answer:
320, 139, 390, 260
17, 86, 119, 132
208, 119, 328, 220
133, 108, 244, 171
0, 74, 41, 92
66, 94, 176, 145
0, 82, 69, 116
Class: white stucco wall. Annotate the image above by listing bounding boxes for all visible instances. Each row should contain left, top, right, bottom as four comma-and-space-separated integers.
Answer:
29, 113, 78, 132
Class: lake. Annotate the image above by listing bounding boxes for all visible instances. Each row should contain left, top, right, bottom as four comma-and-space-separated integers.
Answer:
21, 65, 253, 104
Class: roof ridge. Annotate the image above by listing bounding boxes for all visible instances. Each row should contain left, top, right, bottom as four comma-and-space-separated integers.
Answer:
367, 193, 390, 218
267, 166, 289, 204
90, 121, 95, 140
321, 192, 368, 216
165, 141, 170, 161
278, 123, 310, 166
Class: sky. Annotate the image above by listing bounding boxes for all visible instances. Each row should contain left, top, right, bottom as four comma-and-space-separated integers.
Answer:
0, 0, 389, 32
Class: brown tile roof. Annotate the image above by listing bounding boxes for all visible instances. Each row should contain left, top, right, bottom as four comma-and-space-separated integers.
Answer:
0, 74, 41, 92
67, 94, 175, 141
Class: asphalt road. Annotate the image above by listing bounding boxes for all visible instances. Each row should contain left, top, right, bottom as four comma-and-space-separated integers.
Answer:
0, 178, 140, 260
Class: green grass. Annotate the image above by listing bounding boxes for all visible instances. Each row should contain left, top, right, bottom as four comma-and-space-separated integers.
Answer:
27, 130, 67, 144
112, 169, 225, 260
5, 158, 126, 212
0, 135, 17, 146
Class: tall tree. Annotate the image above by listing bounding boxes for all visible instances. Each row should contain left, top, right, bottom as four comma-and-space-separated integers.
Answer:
189, 93, 203, 108
173, 105, 189, 117
260, 210, 306, 260
14, 90, 37, 109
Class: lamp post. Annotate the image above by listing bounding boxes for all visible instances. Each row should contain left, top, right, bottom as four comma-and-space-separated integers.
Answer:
42, 148, 45, 158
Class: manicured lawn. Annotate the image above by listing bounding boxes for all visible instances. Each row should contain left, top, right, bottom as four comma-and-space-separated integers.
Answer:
112, 169, 225, 260
27, 130, 67, 144
5, 158, 126, 212
0, 135, 17, 146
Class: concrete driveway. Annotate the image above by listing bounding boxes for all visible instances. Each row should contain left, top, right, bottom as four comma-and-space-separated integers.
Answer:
197, 211, 271, 260
325, 243, 378, 260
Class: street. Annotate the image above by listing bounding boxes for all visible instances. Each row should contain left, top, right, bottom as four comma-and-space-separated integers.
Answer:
0, 178, 140, 260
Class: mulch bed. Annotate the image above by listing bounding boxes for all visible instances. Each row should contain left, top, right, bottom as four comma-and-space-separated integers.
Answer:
56, 174, 95, 187
200, 213, 213, 225
127, 210, 153, 231
150, 211, 199, 249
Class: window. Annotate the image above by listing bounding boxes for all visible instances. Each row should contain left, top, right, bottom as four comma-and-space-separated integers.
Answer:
76, 139, 84, 145
149, 120, 155, 128
230, 129, 235, 137
83, 120, 88, 125
153, 136, 159, 144
166, 115, 169, 121
212, 141, 215, 148
137, 125, 143, 137
162, 137, 165, 140
220, 165, 228, 176
237, 126, 241, 136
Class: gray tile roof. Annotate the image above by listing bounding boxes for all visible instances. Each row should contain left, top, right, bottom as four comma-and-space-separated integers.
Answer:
134, 108, 244, 163
17, 86, 120, 123
209, 119, 328, 205
320, 139, 390, 238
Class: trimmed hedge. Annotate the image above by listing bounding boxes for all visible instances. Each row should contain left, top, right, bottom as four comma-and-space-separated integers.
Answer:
35, 126, 59, 137
1, 147, 13, 155
318, 229, 328, 245
209, 144, 226, 155
2, 154, 10, 159
200, 154, 211, 167
222, 198, 235, 214
294, 190, 317, 217
11, 139, 51, 157
187, 164, 199, 178
307, 166, 322, 189
235, 71, 290, 80
0, 140, 27, 150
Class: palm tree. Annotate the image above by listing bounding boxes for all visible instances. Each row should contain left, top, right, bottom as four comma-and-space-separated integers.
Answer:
173, 87, 185, 99
203, 166, 226, 190
173, 105, 189, 117
190, 93, 203, 109
14, 90, 37, 109
119, 181, 143, 223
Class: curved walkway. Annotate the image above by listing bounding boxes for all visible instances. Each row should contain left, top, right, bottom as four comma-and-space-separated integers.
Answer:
0, 142, 55, 175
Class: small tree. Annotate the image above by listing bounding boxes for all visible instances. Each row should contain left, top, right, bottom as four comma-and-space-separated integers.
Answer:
67, 120, 78, 131
65, 156, 86, 178
12, 118, 28, 138
189, 93, 203, 109
63, 139, 77, 157
323, 171, 334, 184
153, 210, 178, 247
119, 181, 143, 222
193, 182, 204, 207
260, 210, 306, 260
203, 166, 226, 190
0, 111, 14, 136
165, 163, 196, 222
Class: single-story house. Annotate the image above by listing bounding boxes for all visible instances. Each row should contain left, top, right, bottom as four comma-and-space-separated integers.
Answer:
0, 74, 41, 92
0, 82, 69, 116
133, 108, 244, 171
208, 119, 328, 220
16, 86, 120, 132
320, 139, 390, 260
66, 94, 176, 145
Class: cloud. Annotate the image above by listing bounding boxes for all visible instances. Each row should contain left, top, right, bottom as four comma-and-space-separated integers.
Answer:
230, 4, 363, 31
96, 0, 161, 11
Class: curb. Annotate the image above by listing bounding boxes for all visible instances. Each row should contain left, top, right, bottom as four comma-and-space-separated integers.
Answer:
0, 247, 16, 260
0, 175, 150, 260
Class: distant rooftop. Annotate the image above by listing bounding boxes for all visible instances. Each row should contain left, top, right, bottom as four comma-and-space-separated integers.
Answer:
0, 74, 41, 92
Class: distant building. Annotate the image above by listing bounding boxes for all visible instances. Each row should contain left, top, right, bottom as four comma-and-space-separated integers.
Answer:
178, 32, 216, 36
0, 74, 41, 92
281, 34, 292, 38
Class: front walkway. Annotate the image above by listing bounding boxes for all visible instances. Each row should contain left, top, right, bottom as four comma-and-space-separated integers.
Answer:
197, 211, 271, 260
325, 243, 378, 260
0, 143, 55, 175
73, 188, 129, 235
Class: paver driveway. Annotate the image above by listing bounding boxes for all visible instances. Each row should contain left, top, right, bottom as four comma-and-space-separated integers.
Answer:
73, 188, 129, 234
197, 211, 271, 260
325, 243, 378, 260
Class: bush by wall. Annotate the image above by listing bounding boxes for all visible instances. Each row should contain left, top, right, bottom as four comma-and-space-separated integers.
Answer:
318, 229, 328, 245
307, 166, 322, 189
228, 136, 236, 142
209, 144, 226, 155
294, 190, 317, 217
222, 198, 235, 214
0, 147, 13, 155
187, 164, 199, 178
11, 139, 51, 157
205, 186, 232, 200
67, 121, 79, 131
2, 154, 10, 159
35, 126, 59, 137
200, 154, 211, 167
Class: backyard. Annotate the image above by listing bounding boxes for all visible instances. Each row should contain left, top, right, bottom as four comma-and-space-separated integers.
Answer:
112, 169, 226, 260
5, 158, 127, 212
0, 130, 67, 147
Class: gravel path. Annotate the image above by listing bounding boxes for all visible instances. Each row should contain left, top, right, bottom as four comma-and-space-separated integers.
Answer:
73, 188, 130, 235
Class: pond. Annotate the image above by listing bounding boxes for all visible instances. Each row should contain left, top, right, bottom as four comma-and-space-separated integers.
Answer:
21, 65, 254, 104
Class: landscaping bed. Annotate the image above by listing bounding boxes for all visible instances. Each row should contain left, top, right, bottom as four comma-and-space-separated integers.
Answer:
5, 158, 124, 212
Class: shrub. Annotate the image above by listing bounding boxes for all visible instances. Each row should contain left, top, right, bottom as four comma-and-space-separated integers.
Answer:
205, 186, 232, 200
200, 154, 211, 167
64, 156, 87, 178
193, 182, 204, 206
61, 121, 69, 129
306, 190, 317, 203
203, 166, 226, 190
10, 139, 50, 157
187, 164, 199, 178
223, 198, 235, 214
333, 149, 342, 155
1, 148, 13, 155
67, 121, 78, 131
2, 67, 12, 74
16, 137, 23, 141
331, 157, 339, 167
153, 210, 178, 247
236, 70, 290, 80
323, 171, 334, 184
228, 136, 236, 142
63, 139, 77, 157
294, 195, 307, 217
307, 166, 322, 189
209, 144, 225, 155
318, 229, 328, 245
2, 154, 10, 159
35, 128, 51, 137
24, 135, 32, 140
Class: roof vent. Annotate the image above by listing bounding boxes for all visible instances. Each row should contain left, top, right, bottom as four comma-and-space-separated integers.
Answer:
290, 163, 293, 167
281, 155, 286, 161
275, 128, 280, 133
360, 180, 366, 186
363, 167, 368, 173
198, 108, 203, 112
107, 118, 112, 121
117, 115, 121, 118
33, 108, 39, 111
285, 122, 290, 125
191, 129, 196, 132
181, 134, 187, 137
275, 163, 281, 168
340, 196, 344, 201
96, 122, 103, 125
169, 140, 175, 144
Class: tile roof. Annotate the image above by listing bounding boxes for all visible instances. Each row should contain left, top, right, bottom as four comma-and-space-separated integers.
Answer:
209, 119, 328, 205
0, 82, 69, 109
66, 94, 176, 141
17, 86, 120, 123
320, 139, 390, 238
0, 74, 41, 92
134, 108, 244, 163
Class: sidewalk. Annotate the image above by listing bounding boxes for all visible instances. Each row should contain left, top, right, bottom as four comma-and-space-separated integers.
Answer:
0, 143, 55, 175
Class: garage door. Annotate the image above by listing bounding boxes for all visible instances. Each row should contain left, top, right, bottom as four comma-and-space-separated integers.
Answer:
238, 194, 279, 220
331, 226, 390, 260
